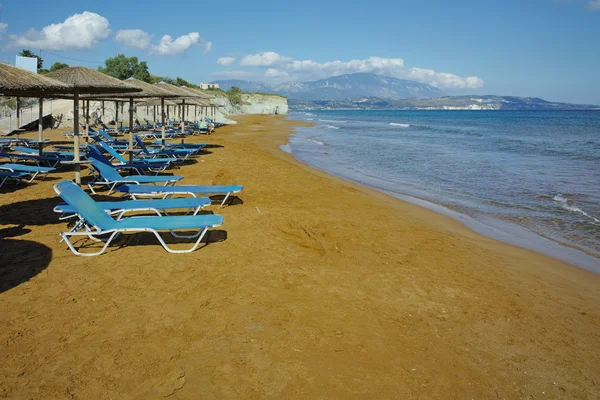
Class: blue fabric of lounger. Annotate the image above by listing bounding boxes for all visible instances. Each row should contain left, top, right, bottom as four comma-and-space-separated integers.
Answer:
54, 196, 211, 215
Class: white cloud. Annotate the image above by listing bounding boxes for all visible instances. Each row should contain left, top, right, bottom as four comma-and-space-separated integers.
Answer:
212, 70, 256, 80
227, 52, 483, 89
265, 68, 289, 79
0, 22, 7, 33
115, 29, 153, 50
587, 0, 600, 10
217, 56, 236, 66
203, 41, 213, 55
8, 12, 110, 51
405, 67, 484, 89
240, 51, 292, 67
149, 32, 202, 56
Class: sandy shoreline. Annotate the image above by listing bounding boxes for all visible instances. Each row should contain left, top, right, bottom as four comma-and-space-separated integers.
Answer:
1, 115, 599, 398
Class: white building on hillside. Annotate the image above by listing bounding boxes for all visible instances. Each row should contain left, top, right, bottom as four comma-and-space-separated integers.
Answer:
199, 83, 219, 90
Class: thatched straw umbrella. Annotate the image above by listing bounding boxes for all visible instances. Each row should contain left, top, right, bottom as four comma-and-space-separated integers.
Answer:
179, 86, 218, 121
136, 98, 178, 131
172, 98, 211, 123
46, 67, 141, 184
154, 82, 204, 136
0, 61, 75, 154
83, 78, 178, 153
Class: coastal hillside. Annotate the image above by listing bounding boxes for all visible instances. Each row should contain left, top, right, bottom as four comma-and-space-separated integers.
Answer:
208, 91, 288, 118
214, 73, 446, 101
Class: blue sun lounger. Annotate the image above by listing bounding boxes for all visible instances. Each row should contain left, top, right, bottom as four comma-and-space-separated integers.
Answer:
93, 138, 174, 166
54, 196, 211, 221
134, 135, 195, 160
151, 140, 207, 150
95, 130, 128, 148
0, 163, 55, 182
0, 171, 29, 187
88, 158, 183, 194
0, 151, 68, 168
117, 184, 244, 206
13, 145, 77, 159
86, 145, 169, 175
54, 180, 224, 256
98, 120, 121, 135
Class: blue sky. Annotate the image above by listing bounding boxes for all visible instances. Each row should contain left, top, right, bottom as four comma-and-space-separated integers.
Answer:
0, 0, 599, 104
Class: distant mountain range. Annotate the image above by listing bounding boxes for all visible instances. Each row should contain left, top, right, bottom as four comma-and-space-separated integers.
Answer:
213, 73, 446, 101
212, 73, 599, 110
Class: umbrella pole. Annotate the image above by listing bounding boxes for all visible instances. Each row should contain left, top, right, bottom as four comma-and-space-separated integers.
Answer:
73, 91, 81, 185
115, 101, 119, 132
129, 97, 134, 164
38, 98, 43, 156
85, 100, 90, 143
181, 99, 186, 137
15, 97, 20, 132
153, 105, 157, 130
161, 97, 166, 148
101, 101, 105, 121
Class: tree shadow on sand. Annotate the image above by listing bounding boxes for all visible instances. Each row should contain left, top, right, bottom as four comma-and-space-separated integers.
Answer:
0, 231, 52, 293
0, 196, 64, 226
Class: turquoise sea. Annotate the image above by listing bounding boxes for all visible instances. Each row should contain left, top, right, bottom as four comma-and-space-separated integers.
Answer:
285, 110, 600, 271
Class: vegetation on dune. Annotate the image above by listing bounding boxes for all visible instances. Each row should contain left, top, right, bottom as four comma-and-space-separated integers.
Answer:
49, 62, 69, 72
227, 86, 243, 105
98, 54, 151, 82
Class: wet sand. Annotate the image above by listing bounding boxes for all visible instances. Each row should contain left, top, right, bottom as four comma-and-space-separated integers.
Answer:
1, 115, 599, 399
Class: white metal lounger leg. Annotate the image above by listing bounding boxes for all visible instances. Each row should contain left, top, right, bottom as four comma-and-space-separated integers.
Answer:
60, 230, 120, 256
220, 192, 231, 207
155, 227, 208, 253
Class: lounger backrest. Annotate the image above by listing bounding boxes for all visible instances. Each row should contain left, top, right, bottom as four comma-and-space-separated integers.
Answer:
133, 135, 150, 154
13, 146, 36, 154
87, 146, 112, 165
94, 139, 127, 163
96, 130, 114, 142
55, 180, 115, 229
88, 158, 123, 181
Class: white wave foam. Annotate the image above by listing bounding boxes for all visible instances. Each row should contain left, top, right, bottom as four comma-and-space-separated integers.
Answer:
563, 205, 600, 224
306, 137, 326, 146
553, 194, 569, 204
554, 194, 599, 224
306, 118, 314, 121
279, 144, 292, 154
390, 123, 410, 127
319, 119, 347, 123
325, 125, 340, 130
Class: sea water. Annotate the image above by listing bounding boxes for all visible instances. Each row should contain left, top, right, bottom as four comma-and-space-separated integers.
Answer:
285, 110, 600, 272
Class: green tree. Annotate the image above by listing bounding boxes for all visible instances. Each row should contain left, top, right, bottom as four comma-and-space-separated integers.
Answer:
49, 62, 69, 72
132, 61, 150, 82
18, 49, 43, 70
175, 77, 198, 88
98, 54, 151, 82
227, 86, 243, 105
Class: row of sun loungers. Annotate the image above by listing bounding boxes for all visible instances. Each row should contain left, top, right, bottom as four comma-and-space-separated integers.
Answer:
2, 120, 243, 256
